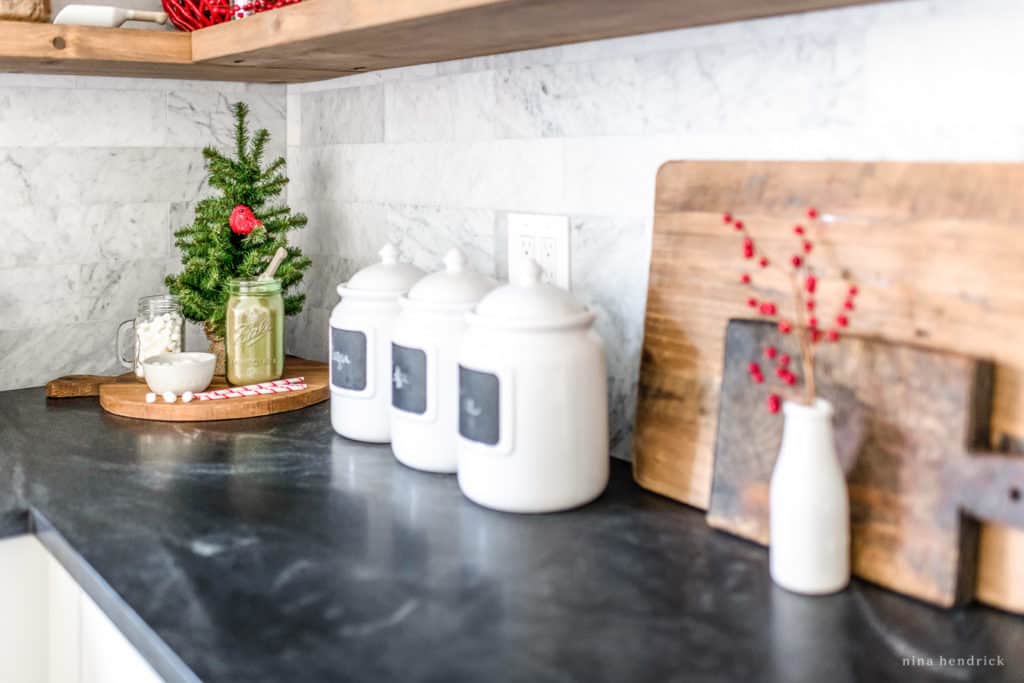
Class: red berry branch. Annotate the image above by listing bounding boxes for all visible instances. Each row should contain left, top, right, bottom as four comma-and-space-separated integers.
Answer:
722, 208, 860, 413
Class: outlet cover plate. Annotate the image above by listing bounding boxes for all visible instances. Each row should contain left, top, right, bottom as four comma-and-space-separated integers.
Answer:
507, 213, 570, 289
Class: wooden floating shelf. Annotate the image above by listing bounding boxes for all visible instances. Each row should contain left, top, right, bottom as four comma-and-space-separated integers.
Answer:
1, 0, 887, 82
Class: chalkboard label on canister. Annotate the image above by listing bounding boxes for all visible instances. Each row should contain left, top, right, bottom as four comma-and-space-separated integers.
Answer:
459, 365, 500, 446
392, 343, 427, 414
330, 328, 367, 391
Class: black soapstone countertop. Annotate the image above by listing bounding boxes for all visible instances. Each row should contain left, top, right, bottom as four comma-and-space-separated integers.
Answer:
0, 387, 1021, 682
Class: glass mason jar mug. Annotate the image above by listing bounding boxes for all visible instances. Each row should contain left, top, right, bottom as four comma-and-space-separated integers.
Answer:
226, 278, 284, 385
116, 295, 185, 379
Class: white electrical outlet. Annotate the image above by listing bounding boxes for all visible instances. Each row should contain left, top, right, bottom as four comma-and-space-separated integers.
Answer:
507, 213, 570, 289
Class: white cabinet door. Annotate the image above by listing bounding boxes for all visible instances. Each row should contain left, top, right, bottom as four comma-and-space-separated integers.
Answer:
80, 592, 163, 683
0, 536, 49, 683
0, 534, 164, 683
48, 556, 82, 683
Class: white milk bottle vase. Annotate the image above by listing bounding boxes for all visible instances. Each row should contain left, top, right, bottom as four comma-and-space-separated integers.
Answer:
769, 398, 850, 595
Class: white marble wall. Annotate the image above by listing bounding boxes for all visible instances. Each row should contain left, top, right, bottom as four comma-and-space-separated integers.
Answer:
0, 76, 285, 390
285, 0, 1024, 460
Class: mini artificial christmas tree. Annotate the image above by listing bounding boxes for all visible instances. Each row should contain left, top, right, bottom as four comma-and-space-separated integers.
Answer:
166, 101, 311, 371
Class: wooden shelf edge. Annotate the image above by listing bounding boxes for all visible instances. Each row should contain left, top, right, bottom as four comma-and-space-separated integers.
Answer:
2, 0, 892, 83
190, 0, 891, 77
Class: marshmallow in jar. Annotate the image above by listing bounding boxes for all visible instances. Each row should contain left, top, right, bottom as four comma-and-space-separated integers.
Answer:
457, 259, 609, 513
116, 294, 184, 378
390, 248, 497, 473
329, 244, 425, 443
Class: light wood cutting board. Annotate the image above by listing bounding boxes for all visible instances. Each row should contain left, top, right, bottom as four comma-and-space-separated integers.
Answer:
632, 160, 1024, 613
48, 358, 328, 422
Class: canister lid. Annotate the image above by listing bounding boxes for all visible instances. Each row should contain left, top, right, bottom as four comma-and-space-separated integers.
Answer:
470, 259, 594, 330
406, 249, 497, 307
338, 243, 425, 296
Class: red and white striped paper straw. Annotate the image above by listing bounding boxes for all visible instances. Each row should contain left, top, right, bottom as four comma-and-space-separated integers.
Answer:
196, 376, 307, 400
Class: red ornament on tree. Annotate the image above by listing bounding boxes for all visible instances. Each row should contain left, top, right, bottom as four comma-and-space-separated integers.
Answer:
229, 205, 262, 236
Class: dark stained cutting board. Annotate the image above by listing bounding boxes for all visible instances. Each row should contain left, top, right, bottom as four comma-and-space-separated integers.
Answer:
707, 320, 1024, 607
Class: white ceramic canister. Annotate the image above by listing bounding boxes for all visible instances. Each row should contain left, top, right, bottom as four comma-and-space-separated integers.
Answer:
769, 398, 850, 595
390, 249, 497, 473
457, 259, 609, 513
329, 244, 425, 443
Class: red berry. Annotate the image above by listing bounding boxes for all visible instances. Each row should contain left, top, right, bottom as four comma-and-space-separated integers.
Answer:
807, 207, 818, 219
735, 220, 745, 230
759, 302, 777, 316
827, 329, 840, 342
804, 275, 817, 294
779, 354, 791, 367
759, 256, 770, 268
844, 299, 855, 311
793, 225, 805, 235
810, 328, 823, 343
808, 316, 818, 328
836, 314, 849, 327
743, 237, 753, 249
806, 299, 815, 312
791, 255, 802, 268
767, 393, 781, 414
803, 240, 813, 253
778, 320, 792, 334
764, 346, 778, 360
751, 371, 764, 384
723, 213, 733, 224
740, 273, 751, 284
743, 247, 754, 259
748, 362, 761, 375
747, 297, 758, 308
783, 372, 797, 386
849, 285, 859, 297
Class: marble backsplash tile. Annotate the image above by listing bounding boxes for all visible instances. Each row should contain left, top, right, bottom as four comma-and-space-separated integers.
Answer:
0, 77, 286, 389
285, 0, 1024, 463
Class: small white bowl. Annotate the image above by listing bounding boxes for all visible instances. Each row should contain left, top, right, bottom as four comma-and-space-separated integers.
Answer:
142, 352, 216, 395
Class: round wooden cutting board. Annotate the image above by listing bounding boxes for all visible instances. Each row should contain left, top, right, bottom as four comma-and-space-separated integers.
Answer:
99, 358, 329, 422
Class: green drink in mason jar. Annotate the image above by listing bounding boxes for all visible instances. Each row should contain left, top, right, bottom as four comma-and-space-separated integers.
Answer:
226, 278, 284, 385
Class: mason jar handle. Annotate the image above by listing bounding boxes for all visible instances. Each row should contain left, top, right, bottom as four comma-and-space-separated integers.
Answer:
116, 319, 135, 369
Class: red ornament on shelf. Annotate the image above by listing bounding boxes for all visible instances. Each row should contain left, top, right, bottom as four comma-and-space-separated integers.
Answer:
162, 0, 232, 31
229, 204, 262, 236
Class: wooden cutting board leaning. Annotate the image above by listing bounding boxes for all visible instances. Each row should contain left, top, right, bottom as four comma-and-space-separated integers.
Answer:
708, 320, 1024, 607
632, 160, 1024, 613
47, 357, 328, 422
